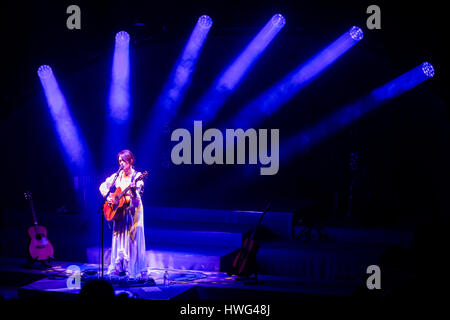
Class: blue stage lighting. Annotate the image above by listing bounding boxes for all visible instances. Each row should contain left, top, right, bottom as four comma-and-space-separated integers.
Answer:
189, 14, 286, 124
349, 26, 363, 41
137, 15, 213, 165
228, 26, 364, 129
109, 31, 131, 124
217, 13, 286, 92
371, 62, 435, 102
37, 65, 90, 172
115, 31, 130, 46
149, 15, 212, 118
37, 65, 53, 79
271, 13, 286, 27
198, 15, 213, 29
421, 62, 435, 78
103, 31, 132, 167
281, 62, 436, 162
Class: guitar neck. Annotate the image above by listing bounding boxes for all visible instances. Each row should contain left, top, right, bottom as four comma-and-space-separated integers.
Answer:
29, 200, 39, 226
119, 185, 133, 198
256, 203, 271, 226
119, 176, 143, 198
117, 171, 147, 199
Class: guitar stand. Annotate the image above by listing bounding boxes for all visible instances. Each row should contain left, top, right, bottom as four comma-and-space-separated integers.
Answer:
25, 258, 52, 269
235, 273, 263, 285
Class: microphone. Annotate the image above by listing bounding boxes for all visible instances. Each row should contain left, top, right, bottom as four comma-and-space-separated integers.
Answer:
116, 165, 124, 174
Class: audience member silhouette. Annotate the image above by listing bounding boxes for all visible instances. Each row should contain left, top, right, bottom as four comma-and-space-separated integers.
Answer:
79, 279, 115, 301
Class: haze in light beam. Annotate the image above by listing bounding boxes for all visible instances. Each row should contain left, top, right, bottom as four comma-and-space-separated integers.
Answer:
38, 65, 88, 172
190, 14, 286, 124
281, 62, 435, 162
229, 26, 364, 129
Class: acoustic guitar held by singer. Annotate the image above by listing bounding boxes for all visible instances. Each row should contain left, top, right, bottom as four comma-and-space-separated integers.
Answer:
103, 171, 148, 221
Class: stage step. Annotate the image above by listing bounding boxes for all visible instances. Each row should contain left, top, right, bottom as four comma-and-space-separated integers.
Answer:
144, 206, 294, 240
254, 240, 388, 281
323, 226, 414, 247
291, 225, 414, 247
86, 244, 237, 272
144, 220, 246, 247
146, 244, 236, 272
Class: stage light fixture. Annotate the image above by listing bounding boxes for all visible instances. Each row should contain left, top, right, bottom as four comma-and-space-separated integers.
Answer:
349, 26, 363, 41
271, 13, 286, 27
115, 31, 130, 46
37, 65, 53, 79
421, 62, 435, 78
198, 15, 213, 29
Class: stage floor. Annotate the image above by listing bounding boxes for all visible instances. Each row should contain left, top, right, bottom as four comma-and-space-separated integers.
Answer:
1, 258, 362, 301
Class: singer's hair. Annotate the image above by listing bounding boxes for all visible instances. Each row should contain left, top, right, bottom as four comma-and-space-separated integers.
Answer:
117, 149, 135, 167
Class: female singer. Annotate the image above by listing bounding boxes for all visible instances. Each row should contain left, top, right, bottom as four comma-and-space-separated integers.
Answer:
99, 149, 147, 280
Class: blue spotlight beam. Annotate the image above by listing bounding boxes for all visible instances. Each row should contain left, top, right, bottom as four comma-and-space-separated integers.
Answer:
217, 14, 286, 92
154, 15, 213, 121
109, 31, 131, 123
137, 16, 213, 165
37, 65, 91, 174
189, 14, 286, 124
229, 26, 364, 129
281, 62, 435, 162
162, 15, 212, 114
104, 31, 131, 168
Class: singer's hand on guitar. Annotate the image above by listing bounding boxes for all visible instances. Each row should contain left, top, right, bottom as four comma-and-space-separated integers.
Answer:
103, 171, 148, 221
107, 196, 118, 205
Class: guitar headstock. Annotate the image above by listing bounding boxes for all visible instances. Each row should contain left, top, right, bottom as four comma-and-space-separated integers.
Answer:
138, 171, 149, 181
24, 191, 33, 201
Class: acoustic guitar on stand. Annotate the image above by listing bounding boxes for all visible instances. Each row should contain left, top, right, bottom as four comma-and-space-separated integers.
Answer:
228, 202, 271, 278
103, 171, 148, 221
24, 192, 54, 262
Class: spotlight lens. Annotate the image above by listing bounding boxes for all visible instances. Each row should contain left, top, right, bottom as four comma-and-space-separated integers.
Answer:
422, 62, 435, 78
271, 14, 286, 27
37, 65, 53, 78
349, 26, 363, 41
115, 31, 130, 44
198, 15, 213, 29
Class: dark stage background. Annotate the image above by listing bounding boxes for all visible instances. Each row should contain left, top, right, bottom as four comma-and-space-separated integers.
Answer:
1, 0, 449, 259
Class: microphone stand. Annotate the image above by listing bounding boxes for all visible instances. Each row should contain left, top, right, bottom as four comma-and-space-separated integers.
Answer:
99, 166, 122, 279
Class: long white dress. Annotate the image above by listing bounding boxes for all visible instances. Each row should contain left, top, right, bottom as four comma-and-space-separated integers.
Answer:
99, 168, 147, 279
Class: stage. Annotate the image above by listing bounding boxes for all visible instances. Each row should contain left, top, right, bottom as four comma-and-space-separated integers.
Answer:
1, 1, 448, 313
0, 204, 418, 303
0, 257, 361, 302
